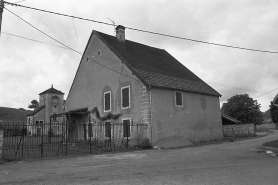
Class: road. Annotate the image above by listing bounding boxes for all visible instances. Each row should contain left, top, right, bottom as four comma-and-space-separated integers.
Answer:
1, 131, 278, 185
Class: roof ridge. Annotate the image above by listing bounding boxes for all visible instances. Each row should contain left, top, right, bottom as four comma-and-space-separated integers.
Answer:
94, 30, 165, 51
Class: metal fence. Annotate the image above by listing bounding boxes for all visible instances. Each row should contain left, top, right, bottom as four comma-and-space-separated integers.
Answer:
1, 121, 149, 161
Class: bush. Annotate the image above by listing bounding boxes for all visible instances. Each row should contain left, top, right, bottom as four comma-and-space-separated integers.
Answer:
140, 138, 152, 149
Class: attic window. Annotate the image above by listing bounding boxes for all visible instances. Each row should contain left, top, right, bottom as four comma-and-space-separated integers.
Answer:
175, 92, 183, 107
98, 50, 101, 56
201, 98, 207, 109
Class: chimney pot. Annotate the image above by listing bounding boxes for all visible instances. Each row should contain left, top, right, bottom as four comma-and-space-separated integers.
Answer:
115, 25, 125, 42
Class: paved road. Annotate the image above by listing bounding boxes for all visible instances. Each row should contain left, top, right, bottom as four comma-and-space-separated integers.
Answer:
1, 131, 278, 185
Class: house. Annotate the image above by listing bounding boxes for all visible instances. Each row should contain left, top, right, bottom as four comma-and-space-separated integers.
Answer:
64, 25, 223, 147
26, 85, 65, 136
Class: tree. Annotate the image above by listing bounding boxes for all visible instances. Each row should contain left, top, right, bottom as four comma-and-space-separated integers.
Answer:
222, 94, 262, 125
269, 101, 278, 129
28, 100, 39, 110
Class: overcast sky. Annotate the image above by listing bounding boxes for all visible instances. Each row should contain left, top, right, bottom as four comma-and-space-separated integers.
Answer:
0, 0, 278, 112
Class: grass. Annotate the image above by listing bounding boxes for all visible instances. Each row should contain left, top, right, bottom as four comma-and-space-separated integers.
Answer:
263, 140, 278, 148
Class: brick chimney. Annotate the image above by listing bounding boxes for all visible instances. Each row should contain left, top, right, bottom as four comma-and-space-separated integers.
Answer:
116, 25, 125, 42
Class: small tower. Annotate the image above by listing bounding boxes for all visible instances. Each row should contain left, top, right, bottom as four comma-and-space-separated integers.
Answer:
39, 85, 64, 122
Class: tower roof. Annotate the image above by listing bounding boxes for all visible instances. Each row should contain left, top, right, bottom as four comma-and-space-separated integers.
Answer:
39, 86, 64, 95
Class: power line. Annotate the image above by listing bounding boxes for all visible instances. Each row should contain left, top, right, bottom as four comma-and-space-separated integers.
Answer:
255, 87, 278, 99
3, 1, 278, 54
3, 3, 278, 100
2, 31, 72, 49
71, 18, 79, 46
3, 6, 139, 82
13, 0, 26, 3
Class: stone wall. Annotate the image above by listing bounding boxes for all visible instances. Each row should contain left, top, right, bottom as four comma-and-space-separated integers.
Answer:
222, 124, 255, 138
140, 85, 151, 139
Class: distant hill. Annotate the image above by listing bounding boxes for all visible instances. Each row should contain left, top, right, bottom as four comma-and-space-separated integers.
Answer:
0, 107, 32, 123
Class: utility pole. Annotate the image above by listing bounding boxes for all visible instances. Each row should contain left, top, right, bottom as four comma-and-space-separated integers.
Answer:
0, 0, 4, 36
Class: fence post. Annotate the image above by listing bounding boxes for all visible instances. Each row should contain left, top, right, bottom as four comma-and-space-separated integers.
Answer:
137, 122, 139, 147
21, 123, 24, 158
89, 115, 92, 154
66, 114, 69, 156
113, 122, 115, 151
41, 121, 44, 158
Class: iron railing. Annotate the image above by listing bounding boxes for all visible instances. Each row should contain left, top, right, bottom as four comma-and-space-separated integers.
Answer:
1, 121, 149, 161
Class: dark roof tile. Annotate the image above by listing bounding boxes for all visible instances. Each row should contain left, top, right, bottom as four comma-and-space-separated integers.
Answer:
95, 31, 221, 97
39, 87, 64, 95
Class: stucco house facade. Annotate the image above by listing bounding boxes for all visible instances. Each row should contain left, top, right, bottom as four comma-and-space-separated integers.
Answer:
65, 25, 223, 147
26, 86, 65, 136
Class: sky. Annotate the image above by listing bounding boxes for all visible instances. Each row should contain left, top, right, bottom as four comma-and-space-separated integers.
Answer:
0, 0, 278, 112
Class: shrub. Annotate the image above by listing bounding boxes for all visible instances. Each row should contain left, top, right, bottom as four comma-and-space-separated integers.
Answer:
140, 138, 152, 149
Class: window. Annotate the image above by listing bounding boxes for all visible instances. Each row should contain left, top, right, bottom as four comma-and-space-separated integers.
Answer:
52, 115, 57, 122
105, 121, 111, 138
104, 91, 111, 112
201, 98, 207, 109
121, 86, 130, 109
122, 119, 131, 137
175, 92, 183, 107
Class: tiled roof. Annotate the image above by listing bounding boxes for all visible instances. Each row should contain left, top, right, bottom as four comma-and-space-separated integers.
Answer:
95, 31, 220, 96
27, 106, 45, 116
39, 87, 64, 95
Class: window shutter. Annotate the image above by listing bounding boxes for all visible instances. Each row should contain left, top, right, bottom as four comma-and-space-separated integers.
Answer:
88, 123, 92, 137
105, 122, 111, 137
104, 92, 110, 111
122, 88, 130, 108
176, 92, 182, 106
123, 120, 130, 137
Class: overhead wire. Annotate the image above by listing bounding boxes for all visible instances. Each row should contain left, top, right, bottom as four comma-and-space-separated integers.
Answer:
71, 17, 79, 47
5, 30, 277, 99
2, 2, 278, 99
2, 6, 139, 82
2, 31, 73, 50
255, 87, 278, 99
3, 1, 278, 54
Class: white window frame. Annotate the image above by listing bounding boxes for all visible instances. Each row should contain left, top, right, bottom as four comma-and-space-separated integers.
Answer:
175, 91, 183, 107
104, 91, 111, 112
121, 86, 130, 109
122, 118, 131, 138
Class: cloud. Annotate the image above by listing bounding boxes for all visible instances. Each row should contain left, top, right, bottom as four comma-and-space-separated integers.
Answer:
1, 0, 278, 113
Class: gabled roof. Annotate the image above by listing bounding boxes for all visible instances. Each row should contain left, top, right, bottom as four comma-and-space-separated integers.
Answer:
39, 87, 64, 95
94, 31, 220, 97
26, 106, 45, 116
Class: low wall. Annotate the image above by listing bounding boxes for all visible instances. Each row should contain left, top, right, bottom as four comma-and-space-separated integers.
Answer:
222, 124, 255, 138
